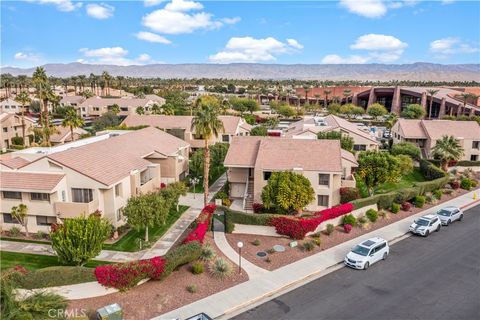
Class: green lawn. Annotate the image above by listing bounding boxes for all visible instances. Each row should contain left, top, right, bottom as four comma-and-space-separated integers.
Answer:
103, 205, 189, 252
0, 251, 110, 271
374, 168, 426, 194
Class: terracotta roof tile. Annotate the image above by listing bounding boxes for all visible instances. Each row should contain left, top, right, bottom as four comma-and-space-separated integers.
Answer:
0, 171, 65, 191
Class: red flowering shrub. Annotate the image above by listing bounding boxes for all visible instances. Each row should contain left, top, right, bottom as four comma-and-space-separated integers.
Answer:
252, 203, 264, 213
160, 183, 166, 189
401, 202, 412, 211
343, 224, 353, 233
450, 181, 460, 189
95, 257, 166, 291
340, 187, 360, 204
270, 203, 354, 239
13, 265, 28, 275
183, 204, 216, 244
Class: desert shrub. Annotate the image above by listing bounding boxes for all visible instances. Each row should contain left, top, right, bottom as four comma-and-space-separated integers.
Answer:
191, 262, 204, 275
414, 195, 426, 208
187, 284, 198, 293
378, 210, 387, 218
209, 258, 232, 278
340, 187, 360, 204
460, 178, 473, 190
222, 199, 232, 207
450, 180, 460, 189
200, 244, 216, 261
358, 216, 368, 224
391, 203, 400, 214
443, 189, 453, 195
302, 240, 316, 252
266, 248, 275, 254
252, 239, 261, 246
342, 214, 357, 226
401, 202, 412, 211
312, 237, 321, 246
8, 227, 21, 237
433, 189, 442, 200
366, 209, 378, 222
265, 257, 272, 263
326, 224, 335, 235
343, 224, 353, 233
34, 231, 48, 240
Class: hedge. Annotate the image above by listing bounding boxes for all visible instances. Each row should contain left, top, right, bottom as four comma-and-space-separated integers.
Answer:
162, 241, 202, 279
420, 159, 446, 180
223, 207, 282, 226
456, 160, 480, 167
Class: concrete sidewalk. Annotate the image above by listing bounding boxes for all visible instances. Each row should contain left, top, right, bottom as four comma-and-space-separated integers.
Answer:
154, 190, 480, 320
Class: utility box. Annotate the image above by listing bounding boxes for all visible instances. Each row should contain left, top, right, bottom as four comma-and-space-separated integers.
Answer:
185, 313, 213, 320
96, 303, 123, 320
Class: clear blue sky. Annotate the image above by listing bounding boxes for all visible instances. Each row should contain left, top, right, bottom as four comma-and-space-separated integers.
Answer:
1, 0, 479, 67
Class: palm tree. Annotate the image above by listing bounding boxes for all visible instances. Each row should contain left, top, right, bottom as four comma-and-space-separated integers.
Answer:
102, 71, 111, 96
62, 108, 84, 142
109, 104, 120, 115
14, 91, 31, 146
151, 104, 161, 115
456, 93, 472, 116
136, 106, 145, 115
432, 135, 464, 171
323, 89, 331, 108
343, 89, 352, 103
78, 75, 86, 93
426, 89, 439, 119
191, 103, 224, 205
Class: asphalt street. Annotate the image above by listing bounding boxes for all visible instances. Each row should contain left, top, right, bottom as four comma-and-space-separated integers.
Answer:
234, 205, 480, 320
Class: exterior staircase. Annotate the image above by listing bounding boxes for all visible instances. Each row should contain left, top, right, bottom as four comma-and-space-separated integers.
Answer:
244, 178, 254, 211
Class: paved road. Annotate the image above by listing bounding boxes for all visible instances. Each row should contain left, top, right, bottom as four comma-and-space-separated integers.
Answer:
234, 205, 480, 320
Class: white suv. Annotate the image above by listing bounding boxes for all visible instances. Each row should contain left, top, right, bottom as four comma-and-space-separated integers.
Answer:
436, 206, 464, 226
409, 214, 441, 237
344, 237, 389, 270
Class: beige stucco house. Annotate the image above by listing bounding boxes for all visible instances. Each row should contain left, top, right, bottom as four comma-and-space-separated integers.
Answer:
0, 99, 23, 113
224, 136, 358, 212
77, 96, 165, 118
1, 113, 36, 151
49, 126, 89, 145
122, 115, 252, 149
284, 115, 379, 152
391, 119, 480, 161
0, 127, 189, 233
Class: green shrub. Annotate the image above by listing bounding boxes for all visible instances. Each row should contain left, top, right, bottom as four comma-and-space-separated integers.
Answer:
252, 239, 261, 246
209, 258, 232, 278
200, 244, 216, 261
224, 207, 281, 226
187, 284, 198, 293
302, 240, 315, 252
414, 195, 426, 208
11, 136, 24, 145
34, 231, 48, 240
391, 203, 400, 214
225, 217, 235, 233
340, 187, 360, 204
325, 224, 335, 235
163, 242, 202, 278
456, 160, 480, 167
8, 227, 21, 237
366, 209, 378, 223
350, 196, 378, 209
420, 159, 445, 180
460, 178, 473, 190
342, 214, 356, 226
391, 142, 421, 159
415, 176, 449, 194
376, 192, 397, 210
215, 191, 228, 200
191, 262, 204, 275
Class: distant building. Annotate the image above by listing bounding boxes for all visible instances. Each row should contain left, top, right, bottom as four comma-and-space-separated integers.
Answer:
0, 99, 22, 114
60, 95, 86, 108
391, 119, 480, 161
77, 96, 166, 118
224, 136, 358, 211
122, 115, 252, 149
49, 126, 89, 145
0, 113, 36, 151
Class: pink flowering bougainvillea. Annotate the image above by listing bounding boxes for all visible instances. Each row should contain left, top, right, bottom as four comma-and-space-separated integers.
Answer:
183, 204, 216, 244
343, 224, 353, 233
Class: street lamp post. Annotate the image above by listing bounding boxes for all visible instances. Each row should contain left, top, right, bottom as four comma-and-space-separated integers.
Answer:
237, 241, 244, 274
190, 177, 199, 199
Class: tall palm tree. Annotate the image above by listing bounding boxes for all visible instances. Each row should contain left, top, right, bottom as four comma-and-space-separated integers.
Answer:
426, 89, 439, 119
456, 93, 472, 116
14, 91, 31, 146
102, 71, 111, 96
432, 135, 464, 171
323, 89, 331, 108
78, 75, 86, 93
191, 104, 224, 205
62, 108, 85, 142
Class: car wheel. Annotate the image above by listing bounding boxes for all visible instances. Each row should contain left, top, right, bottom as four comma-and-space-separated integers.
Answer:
436, 224, 440, 232
425, 230, 430, 237
364, 262, 369, 270
383, 252, 387, 260
447, 220, 451, 226
459, 214, 463, 221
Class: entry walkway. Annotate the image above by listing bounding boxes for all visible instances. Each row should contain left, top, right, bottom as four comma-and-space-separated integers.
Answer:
155, 190, 480, 320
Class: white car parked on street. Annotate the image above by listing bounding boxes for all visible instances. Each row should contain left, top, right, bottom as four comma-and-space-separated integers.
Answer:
344, 237, 389, 270
436, 206, 464, 226
409, 214, 441, 237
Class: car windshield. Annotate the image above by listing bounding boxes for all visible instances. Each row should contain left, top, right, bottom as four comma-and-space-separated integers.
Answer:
416, 219, 430, 226
351, 245, 370, 256
437, 209, 452, 217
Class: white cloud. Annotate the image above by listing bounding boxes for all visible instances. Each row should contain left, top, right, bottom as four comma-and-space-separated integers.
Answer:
321, 54, 370, 64
135, 31, 171, 44
142, 0, 239, 35
14, 52, 40, 61
339, 0, 387, 18
441, 0, 455, 4
144, 0, 164, 7
430, 37, 479, 58
209, 37, 303, 63
86, 3, 114, 19
26, 0, 82, 12
322, 33, 407, 64
78, 47, 158, 65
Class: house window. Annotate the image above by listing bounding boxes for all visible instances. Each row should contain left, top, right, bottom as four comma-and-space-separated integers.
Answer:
120, 107, 128, 112
36, 215, 57, 226
116, 208, 123, 222
353, 144, 367, 151
3, 213, 19, 224
222, 135, 230, 142
317, 195, 329, 207
473, 141, 480, 149
71, 188, 93, 203
3, 128, 7, 133
93, 107, 100, 111
263, 171, 272, 180
318, 174, 330, 186
115, 183, 122, 197
62, 190, 66, 202
3, 191, 22, 199
31, 193, 50, 201
471, 155, 478, 161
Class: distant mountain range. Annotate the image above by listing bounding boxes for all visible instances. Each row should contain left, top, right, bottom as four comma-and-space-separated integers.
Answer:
2, 62, 479, 81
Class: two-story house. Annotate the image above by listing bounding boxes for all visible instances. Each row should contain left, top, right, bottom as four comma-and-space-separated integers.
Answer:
1, 113, 36, 151
224, 136, 358, 212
